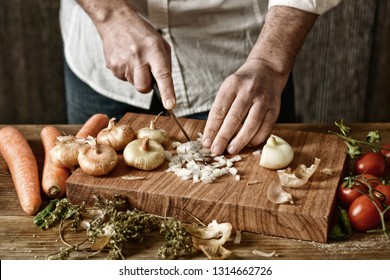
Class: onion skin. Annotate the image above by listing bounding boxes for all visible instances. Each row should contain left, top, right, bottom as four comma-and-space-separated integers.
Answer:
78, 143, 118, 176
49, 141, 80, 170
123, 138, 165, 171
136, 118, 170, 145
97, 118, 135, 151
136, 128, 170, 145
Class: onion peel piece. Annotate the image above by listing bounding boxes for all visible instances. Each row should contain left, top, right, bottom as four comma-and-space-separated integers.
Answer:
198, 244, 232, 260
252, 249, 277, 258
267, 181, 294, 204
277, 157, 321, 187
185, 220, 232, 260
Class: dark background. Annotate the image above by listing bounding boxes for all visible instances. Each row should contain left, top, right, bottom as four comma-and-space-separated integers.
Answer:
1, 0, 389, 124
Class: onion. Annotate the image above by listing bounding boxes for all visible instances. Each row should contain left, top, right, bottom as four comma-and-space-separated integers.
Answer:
96, 118, 135, 151
49, 135, 83, 170
259, 135, 294, 169
78, 137, 118, 176
136, 114, 170, 145
123, 138, 165, 171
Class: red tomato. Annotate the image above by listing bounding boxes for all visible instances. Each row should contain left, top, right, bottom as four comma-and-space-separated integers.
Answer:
348, 194, 382, 232
337, 174, 380, 209
380, 143, 390, 166
374, 184, 390, 219
354, 152, 386, 178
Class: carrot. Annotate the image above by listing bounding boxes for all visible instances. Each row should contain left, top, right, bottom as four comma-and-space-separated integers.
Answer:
76, 113, 109, 139
40, 126, 71, 198
0, 126, 41, 215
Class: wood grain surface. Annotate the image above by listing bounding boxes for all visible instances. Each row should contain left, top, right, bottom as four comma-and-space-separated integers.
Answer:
1, 123, 389, 260
66, 113, 348, 243
2, 1, 390, 125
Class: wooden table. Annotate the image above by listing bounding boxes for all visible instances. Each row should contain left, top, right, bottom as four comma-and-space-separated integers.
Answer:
1, 123, 389, 260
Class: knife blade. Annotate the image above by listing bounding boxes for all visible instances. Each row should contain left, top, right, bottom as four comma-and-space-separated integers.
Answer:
151, 77, 206, 161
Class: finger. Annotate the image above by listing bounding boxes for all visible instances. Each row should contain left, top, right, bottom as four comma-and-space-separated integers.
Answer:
226, 101, 264, 154
153, 70, 176, 110
202, 84, 236, 149
210, 95, 252, 155
147, 41, 175, 109
248, 108, 279, 147
132, 64, 152, 93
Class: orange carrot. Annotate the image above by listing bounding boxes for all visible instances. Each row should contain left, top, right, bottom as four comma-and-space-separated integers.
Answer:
40, 126, 71, 198
0, 126, 41, 215
76, 113, 109, 139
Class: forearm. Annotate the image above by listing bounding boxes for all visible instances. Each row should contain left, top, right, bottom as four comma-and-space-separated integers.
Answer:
248, 6, 318, 76
75, 0, 140, 36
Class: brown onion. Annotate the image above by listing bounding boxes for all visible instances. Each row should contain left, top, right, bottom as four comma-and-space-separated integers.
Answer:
49, 135, 83, 170
78, 137, 118, 176
123, 137, 165, 171
97, 118, 135, 151
136, 114, 170, 145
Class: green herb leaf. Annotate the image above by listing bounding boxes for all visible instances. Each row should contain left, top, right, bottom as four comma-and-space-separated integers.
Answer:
366, 130, 381, 144
335, 119, 351, 137
329, 207, 352, 241
345, 142, 361, 158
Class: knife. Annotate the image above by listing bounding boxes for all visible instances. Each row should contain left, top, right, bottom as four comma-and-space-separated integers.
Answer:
151, 77, 206, 161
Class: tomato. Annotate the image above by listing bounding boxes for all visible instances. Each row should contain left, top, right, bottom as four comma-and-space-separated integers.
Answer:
380, 143, 390, 166
374, 184, 390, 219
354, 152, 386, 178
337, 174, 381, 209
348, 194, 382, 232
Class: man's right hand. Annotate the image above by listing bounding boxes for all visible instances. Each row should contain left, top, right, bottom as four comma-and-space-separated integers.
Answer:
77, 0, 176, 110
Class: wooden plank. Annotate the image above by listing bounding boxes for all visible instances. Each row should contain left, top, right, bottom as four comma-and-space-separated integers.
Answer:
0, 0, 67, 124
1, 124, 389, 260
66, 113, 348, 243
294, 0, 377, 123
365, 0, 390, 121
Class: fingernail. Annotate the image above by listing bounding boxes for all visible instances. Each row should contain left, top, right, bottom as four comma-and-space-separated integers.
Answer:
211, 145, 223, 155
165, 98, 175, 110
203, 138, 212, 148
227, 145, 238, 155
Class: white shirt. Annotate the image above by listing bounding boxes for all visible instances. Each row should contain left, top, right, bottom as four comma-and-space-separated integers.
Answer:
60, 0, 342, 117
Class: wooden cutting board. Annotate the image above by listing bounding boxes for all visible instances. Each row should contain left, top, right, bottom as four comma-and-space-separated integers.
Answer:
66, 113, 348, 243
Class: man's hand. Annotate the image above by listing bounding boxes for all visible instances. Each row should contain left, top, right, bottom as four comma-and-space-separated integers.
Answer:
203, 6, 318, 155
76, 0, 176, 110
202, 59, 288, 155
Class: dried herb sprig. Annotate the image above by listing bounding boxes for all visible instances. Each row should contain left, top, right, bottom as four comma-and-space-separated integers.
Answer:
33, 198, 86, 230
158, 218, 196, 259
34, 194, 196, 260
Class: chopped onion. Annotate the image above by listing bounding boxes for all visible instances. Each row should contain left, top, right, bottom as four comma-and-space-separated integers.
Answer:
321, 168, 333, 175
166, 138, 241, 183
247, 180, 260, 185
